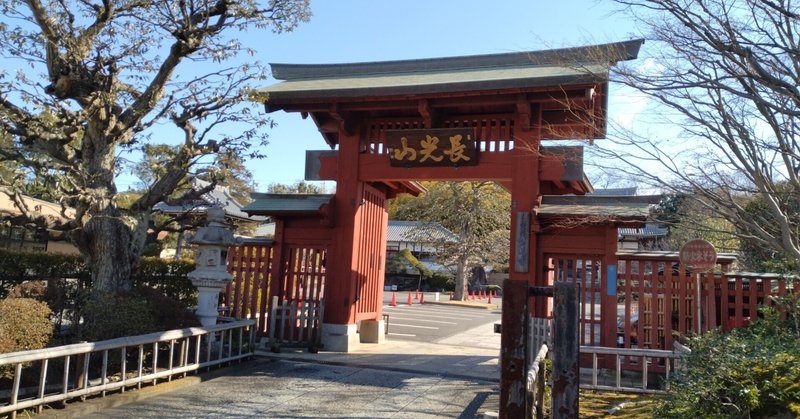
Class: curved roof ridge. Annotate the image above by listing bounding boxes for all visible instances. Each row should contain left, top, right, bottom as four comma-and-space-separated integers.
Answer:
270, 39, 644, 81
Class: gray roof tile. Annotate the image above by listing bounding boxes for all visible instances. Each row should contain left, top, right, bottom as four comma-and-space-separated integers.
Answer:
387, 220, 457, 243
263, 40, 644, 101
153, 178, 264, 222
244, 194, 334, 215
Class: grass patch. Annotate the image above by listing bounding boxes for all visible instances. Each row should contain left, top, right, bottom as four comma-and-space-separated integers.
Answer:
579, 390, 659, 418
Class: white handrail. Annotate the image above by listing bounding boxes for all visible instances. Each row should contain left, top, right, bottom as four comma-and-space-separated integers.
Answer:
0, 320, 252, 366
0, 318, 255, 418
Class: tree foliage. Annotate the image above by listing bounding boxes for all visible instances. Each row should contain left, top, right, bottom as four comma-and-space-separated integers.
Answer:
738, 182, 800, 272
593, 0, 800, 269
266, 180, 327, 194
0, 0, 310, 292
392, 181, 510, 300
655, 193, 741, 254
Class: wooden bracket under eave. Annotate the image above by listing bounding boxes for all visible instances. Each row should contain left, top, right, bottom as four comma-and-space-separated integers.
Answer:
330, 103, 355, 136
319, 201, 335, 227
417, 99, 441, 128
516, 95, 535, 131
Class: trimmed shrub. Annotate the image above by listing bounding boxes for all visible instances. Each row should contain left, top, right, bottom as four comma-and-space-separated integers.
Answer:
136, 287, 200, 331
428, 272, 454, 291
0, 249, 89, 298
71, 291, 158, 342
0, 297, 53, 376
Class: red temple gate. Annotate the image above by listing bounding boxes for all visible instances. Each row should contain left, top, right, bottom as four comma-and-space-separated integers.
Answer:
246, 41, 646, 417
214, 36, 800, 409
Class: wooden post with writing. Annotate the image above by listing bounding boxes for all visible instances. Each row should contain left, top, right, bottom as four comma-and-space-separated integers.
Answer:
551, 282, 579, 418
500, 279, 528, 418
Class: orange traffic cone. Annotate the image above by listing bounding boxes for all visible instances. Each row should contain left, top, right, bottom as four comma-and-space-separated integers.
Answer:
449, 292, 453, 300
415, 289, 419, 300
407, 292, 413, 305
391, 292, 397, 306
471, 291, 476, 301
420, 293, 425, 304
488, 293, 492, 304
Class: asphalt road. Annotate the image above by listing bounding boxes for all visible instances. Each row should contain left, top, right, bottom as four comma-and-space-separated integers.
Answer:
381, 291, 501, 343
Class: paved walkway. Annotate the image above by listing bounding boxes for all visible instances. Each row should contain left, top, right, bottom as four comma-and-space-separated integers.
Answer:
39, 318, 502, 418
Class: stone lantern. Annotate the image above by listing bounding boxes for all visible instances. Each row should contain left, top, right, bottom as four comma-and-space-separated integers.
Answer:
186, 205, 243, 327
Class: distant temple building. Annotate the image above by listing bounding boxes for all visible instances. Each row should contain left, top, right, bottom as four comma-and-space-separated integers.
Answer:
589, 188, 667, 250
0, 189, 79, 254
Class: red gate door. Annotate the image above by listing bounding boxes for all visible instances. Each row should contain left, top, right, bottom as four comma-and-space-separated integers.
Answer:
546, 254, 605, 347
354, 183, 388, 322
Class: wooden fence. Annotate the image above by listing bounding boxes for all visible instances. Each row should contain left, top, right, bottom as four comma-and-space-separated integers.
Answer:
614, 252, 798, 358
225, 241, 327, 351
267, 297, 325, 353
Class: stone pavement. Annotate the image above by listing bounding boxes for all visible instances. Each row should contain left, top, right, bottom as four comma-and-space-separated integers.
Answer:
38, 318, 502, 418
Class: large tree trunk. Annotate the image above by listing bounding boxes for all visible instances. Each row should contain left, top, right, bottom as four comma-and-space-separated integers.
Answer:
82, 215, 136, 292
75, 117, 149, 293
454, 256, 469, 301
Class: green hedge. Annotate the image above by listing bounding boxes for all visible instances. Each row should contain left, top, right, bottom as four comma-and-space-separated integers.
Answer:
0, 249, 197, 305
134, 257, 197, 307
0, 249, 88, 279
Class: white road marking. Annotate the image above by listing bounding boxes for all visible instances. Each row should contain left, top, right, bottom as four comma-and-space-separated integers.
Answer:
386, 317, 457, 325
383, 307, 488, 320
389, 323, 439, 329
387, 332, 416, 337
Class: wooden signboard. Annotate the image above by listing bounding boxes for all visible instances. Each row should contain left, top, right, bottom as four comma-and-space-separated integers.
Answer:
386, 128, 478, 167
679, 239, 717, 273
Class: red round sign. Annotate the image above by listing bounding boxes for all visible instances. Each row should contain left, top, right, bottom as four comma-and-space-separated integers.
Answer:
679, 239, 718, 273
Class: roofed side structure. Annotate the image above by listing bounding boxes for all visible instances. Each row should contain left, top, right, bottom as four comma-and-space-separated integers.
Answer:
153, 178, 265, 223
243, 193, 335, 217
537, 194, 661, 224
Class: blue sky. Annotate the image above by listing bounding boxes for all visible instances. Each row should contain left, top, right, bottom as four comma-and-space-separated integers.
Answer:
125, 1, 644, 191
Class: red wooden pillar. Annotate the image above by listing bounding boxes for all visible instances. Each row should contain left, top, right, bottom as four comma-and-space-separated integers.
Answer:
601, 225, 619, 348
374, 190, 390, 320
268, 219, 285, 312
322, 127, 364, 351
501, 103, 541, 417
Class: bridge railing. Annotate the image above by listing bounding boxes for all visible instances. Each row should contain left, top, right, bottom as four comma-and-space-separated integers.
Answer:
579, 345, 684, 394
0, 319, 255, 418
